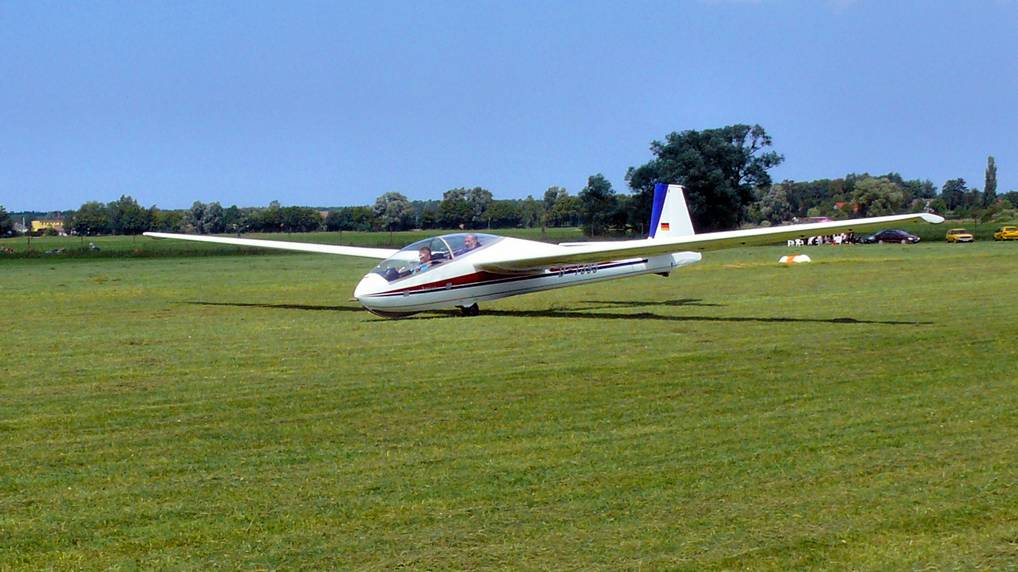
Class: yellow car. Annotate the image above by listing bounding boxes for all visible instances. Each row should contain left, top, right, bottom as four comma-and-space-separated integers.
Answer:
994, 226, 1018, 241
945, 228, 974, 243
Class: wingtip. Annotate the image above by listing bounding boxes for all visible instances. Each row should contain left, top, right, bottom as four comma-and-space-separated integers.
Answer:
920, 213, 945, 224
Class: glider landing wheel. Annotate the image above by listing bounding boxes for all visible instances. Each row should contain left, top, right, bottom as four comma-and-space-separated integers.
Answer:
459, 303, 480, 317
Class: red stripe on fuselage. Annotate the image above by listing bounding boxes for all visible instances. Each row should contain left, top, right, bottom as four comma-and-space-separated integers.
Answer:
375, 270, 539, 296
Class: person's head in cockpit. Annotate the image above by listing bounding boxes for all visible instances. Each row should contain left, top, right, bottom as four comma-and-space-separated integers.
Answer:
416, 247, 432, 272
464, 234, 479, 251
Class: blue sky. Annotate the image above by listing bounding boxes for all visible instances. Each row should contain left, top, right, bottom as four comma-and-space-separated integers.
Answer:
2, 0, 1016, 212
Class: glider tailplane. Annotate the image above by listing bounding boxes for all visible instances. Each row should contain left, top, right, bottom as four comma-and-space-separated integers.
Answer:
649, 183, 695, 239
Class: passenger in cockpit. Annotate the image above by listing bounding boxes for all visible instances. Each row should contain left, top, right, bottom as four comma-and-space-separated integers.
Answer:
415, 247, 432, 273
455, 234, 480, 256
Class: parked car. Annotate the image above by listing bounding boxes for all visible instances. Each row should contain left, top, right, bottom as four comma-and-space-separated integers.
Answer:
862, 229, 920, 244
993, 226, 1018, 241
945, 228, 974, 243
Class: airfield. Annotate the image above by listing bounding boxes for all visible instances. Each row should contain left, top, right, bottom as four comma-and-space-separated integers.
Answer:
3, 230, 1018, 569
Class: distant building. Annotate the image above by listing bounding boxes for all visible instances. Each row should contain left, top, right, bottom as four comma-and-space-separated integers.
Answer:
31, 220, 66, 234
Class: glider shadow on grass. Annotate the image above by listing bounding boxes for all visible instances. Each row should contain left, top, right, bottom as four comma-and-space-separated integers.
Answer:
411, 298, 930, 326
188, 299, 932, 326
188, 301, 364, 313
409, 308, 933, 326
580, 298, 724, 310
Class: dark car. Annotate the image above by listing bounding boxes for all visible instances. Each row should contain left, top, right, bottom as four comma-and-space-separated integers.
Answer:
862, 229, 921, 244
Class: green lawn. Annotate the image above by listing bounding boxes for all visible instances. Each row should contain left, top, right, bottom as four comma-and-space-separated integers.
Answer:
2, 240, 1017, 570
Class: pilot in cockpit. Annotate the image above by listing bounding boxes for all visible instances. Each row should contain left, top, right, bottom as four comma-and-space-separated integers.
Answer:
415, 247, 432, 273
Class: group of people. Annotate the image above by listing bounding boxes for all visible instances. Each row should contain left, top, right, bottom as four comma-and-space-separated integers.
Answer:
415, 234, 480, 273
787, 232, 857, 247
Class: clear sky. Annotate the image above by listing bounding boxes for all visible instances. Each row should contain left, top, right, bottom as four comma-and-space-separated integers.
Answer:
2, 0, 1016, 212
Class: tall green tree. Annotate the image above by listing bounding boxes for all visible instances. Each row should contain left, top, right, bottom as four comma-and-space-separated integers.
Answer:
611, 193, 634, 231
463, 187, 493, 228
543, 186, 566, 228
419, 207, 438, 229
438, 188, 471, 229
188, 201, 208, 233
373, 192, 414, 231
543, 187, 565, 214
940, 178, 968, 211
183, 200, 227, 233
549, 193, 581, 227
69, 201, 112, 235
626, 124, 784, 232
204, 202, 226, 234
223, 205, 244, 233
519, 195, 543, 228
984, 156, 997, 207
108, 195, 151, 235
851, 177, 906, 216
579, 174, 617, 236
757, 184, 794, 224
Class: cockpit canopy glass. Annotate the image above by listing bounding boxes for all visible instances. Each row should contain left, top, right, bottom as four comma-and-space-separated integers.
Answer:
371, 233, 500, 282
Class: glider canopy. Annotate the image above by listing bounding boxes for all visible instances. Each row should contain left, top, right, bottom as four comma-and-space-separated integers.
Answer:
371, 233, 501, 282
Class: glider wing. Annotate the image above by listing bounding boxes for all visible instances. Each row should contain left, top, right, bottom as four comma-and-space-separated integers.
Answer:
143, 232, 398, 259
476, 212, 944, 271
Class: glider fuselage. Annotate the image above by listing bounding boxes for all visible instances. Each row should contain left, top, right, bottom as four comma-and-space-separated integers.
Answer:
353, 234, 702, 316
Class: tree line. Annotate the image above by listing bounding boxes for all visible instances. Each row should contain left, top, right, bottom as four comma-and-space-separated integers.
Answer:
5, 125, 1015, 238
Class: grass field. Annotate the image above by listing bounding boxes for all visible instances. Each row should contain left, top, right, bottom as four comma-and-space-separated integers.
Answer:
2, 238, 1018, 570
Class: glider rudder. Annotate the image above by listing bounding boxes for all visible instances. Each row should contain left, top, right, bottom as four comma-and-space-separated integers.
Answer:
649, 183, 695, 239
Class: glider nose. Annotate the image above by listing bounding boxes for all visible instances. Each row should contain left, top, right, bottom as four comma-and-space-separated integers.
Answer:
354, 272, 387, 300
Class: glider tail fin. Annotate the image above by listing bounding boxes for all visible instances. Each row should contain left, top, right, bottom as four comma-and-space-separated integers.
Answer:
649, 183, 695, 239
